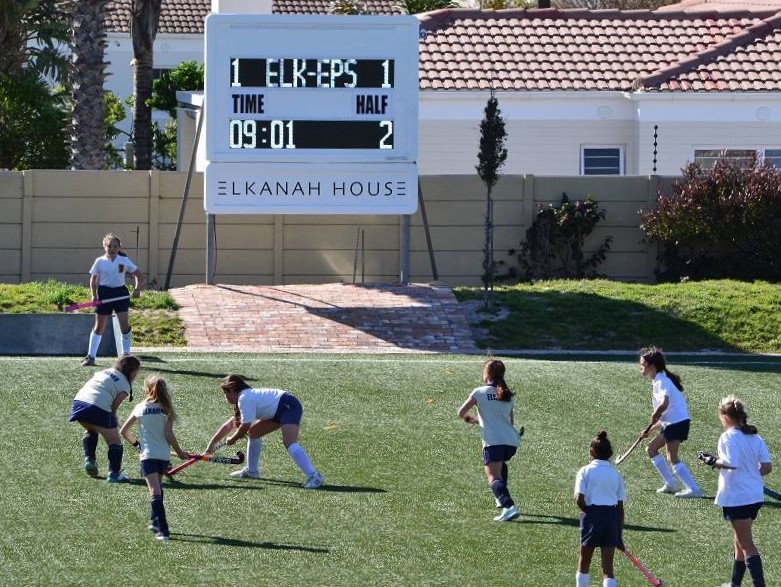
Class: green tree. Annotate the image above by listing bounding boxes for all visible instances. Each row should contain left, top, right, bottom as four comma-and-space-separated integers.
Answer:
328, 0, 370, 13
476, 90, 508, 308
0, 0, 69, 81
129, 0, 162, 169
68, 0, 109, 169
395, 0, 459, 13
0, 71, 68, 169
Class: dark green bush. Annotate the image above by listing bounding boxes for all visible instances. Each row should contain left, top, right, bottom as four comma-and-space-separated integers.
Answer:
508, 193, 612, 280
641, 159, 781, 281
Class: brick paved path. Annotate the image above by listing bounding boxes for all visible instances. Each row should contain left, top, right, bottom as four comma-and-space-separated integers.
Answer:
169, 283, 478, 353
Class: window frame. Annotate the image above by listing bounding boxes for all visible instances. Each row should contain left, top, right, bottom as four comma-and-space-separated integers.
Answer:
580, 145, 624, 176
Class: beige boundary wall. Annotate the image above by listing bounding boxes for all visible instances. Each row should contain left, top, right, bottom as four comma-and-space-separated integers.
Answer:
0, 170, 675, 287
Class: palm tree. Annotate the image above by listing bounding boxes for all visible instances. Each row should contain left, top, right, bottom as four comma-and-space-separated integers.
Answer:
0, 0, 69, 80
68, 0, 109, 169
129, 0, 161, 170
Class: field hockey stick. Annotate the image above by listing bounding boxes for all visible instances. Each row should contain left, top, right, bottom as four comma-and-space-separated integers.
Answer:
620, 546, 663, 586
764, 486, 781, 502
164, 441, 228, 477
615, 423, 653, 465
64, 295, 130, 312
187, 451, 245, 465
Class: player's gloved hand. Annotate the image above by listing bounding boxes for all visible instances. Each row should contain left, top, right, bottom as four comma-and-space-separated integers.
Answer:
697, 451, 717, 467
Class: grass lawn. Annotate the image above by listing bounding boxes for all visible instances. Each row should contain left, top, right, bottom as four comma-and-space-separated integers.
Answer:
1, 353, 779, 586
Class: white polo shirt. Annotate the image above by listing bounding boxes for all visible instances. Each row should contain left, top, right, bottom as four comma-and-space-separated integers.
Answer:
468, 385, 519, 448
237, 388, 286, 423
129, 400, 171, 461
89, 254, 138, 287
574, 459, 627, 506
652, 372, 690, 426
715, 427, 772, 507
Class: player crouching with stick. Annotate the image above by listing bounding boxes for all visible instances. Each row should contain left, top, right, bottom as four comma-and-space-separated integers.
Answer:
698, 396, 772, 587
205, 375, 324, 489
638, 347, 703, 498
120, 375, 191, 542
575, 431, 626, 587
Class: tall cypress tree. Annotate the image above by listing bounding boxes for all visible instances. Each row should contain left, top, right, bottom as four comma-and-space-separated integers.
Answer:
476, 90, 508, 308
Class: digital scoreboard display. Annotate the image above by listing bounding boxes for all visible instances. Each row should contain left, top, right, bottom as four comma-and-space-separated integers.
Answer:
205, 15, 419, 164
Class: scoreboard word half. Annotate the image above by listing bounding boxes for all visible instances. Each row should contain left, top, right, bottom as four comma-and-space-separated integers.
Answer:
205, 14, 419, 163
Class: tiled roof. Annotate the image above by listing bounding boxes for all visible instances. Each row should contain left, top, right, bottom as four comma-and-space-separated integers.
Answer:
105, 0, 402, 34
657, 0, 781, 12
417, 8, 781, 91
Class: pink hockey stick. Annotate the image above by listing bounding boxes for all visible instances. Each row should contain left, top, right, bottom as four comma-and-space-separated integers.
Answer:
621, 546, 663, 586
65, 295, 130, 312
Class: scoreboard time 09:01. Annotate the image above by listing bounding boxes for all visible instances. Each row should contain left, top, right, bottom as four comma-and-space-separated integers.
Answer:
228, 57, 396, 150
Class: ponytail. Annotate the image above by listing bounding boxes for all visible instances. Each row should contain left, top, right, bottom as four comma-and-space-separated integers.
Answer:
640, 346, 683, 391
483, 359, 513, 402
719, 395, 758, 435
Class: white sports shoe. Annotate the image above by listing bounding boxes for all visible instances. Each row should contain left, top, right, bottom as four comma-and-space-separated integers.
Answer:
656, 482, 681, 494
675, 488, 703, 499
493, 504, 520, 522
303, 472, 324, 489
229, 467, 259, 479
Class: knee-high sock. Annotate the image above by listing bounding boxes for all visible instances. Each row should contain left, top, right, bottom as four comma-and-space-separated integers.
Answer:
122, 330, 131, 355
246, 437, 262, 475
490, 479, 514, 509
151, 496, 169, 536
650, 454, 677, 485
501, 462, 508, 482
83, 431, 99, 460
287, 443, 316, 477
107, 443, 123, 474
575, 572, 589, 587
731, 559, 746, 586
88, 332, 102, 358
745, 555, 765, 587
672, 462, 701, 492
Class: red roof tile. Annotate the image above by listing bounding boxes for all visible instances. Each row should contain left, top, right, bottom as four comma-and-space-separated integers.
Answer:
105, 0, 402, 35
417, 7, 781, 91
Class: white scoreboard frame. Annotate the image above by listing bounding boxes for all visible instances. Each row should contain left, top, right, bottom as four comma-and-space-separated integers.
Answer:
204, 14, 420, 164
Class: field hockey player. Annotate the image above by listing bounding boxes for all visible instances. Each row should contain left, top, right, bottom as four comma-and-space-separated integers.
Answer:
575, 431, 627, 587
68, 355, 141, 482
638, 346, 702, 498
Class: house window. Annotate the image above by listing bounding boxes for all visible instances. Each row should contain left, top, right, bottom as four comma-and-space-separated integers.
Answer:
763, 149, 781, 168
693, 149, 756, 170
581, 147, 623, 175
152, 68, 172, 81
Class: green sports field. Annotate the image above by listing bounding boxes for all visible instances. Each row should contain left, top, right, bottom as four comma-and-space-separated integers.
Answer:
1, 353, 779, 586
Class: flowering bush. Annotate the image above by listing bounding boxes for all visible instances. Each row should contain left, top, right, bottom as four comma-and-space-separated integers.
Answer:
509, 193, 612, 280
641, 159, 781, 281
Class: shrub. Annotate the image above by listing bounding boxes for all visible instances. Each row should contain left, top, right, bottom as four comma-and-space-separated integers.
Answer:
641, 159, 781, 281
509, 193, 612, 280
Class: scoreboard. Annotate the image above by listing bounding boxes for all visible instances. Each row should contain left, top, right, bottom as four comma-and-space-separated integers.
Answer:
204, 15, 419, 165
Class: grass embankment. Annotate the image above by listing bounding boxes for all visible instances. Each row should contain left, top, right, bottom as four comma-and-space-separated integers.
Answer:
455, 279, 781, 353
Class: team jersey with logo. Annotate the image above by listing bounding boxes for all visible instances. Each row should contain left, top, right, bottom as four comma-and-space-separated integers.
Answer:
468, 385, 519, 447
73, 368, 131, 412
89, 255, 138, 288
130, 400, 172, 461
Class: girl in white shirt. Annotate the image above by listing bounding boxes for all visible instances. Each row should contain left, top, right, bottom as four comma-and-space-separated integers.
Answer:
205, 374, 324, 489
120, 376, 190, 542
81, 233, 143, 366
574, 431, 626, 587
638, 346, 702, 498
457, 359, 521, 522
700, 396, 772, 587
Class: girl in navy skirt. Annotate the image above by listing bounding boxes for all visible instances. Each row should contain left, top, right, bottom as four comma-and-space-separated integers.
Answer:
81, 233, 143, 366
699, 396, 772, 587
120, 376, 190, 541
575, 431, 626, 587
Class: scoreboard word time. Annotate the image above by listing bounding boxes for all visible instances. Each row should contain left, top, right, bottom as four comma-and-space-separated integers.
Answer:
204, 14, 419, 215
205, 14, 419, 164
